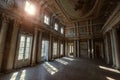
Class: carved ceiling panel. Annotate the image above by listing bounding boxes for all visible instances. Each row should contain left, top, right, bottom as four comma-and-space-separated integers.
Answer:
55, 0, 98, 21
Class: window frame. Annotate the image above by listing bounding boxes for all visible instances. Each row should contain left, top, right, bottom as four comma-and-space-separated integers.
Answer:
17, 34, 32, 60
54, 23, 59, 31
44, 14, 50, 25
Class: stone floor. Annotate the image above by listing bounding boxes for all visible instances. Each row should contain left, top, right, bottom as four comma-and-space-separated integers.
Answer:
0, 57, 120, 80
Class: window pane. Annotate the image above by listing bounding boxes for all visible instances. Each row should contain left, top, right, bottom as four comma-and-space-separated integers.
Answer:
61, 27, 64, 34
27, 37, 31, 42
20, 36, 25, 41
60, 44, 63, 55
44, 15, 50, 25
54, 23, 58, 31
20, 41, 25, 47
19, 48, 24, 54
25, 37, 32, 59
18, 35, 25, 60
18, 53, 23, 60
53, 43, 57, 56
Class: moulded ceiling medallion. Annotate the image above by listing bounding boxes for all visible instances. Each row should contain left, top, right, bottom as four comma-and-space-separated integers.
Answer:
55, 0, 99, 21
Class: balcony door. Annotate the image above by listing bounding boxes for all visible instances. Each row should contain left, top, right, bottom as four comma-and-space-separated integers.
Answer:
15, 34, 32, 68
41, 40, 49, 61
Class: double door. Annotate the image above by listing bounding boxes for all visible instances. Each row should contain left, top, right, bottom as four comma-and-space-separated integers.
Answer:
15, 34, 32, 68
41, 40, 49, 61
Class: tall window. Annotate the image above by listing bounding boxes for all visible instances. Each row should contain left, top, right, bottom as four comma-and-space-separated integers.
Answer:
18, 35, 32, 60
44, 15, 50, 25
69, 45, 73, 53
54, 23, 58, 31
53, 42, 57, 56
41, 40, 49, 60
61, 27, 64, 34
60, 44, 63, 55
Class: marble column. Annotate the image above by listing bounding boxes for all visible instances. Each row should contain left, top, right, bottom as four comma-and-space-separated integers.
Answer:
65, 41, 68, 57
91, 39, 94, 59
110, 30, 116, 67
74, 40, 77, 57
6, 20, 19, 70
31, 28, 38, 66
57, 39, 60, 58
37, 31, 42, 63
111, 29, 120, 69
105, 34, 110, 64
48, 34, 53, 61
88, 40, 91, 58
77, 40, 80, 57
0, 17, 8, 71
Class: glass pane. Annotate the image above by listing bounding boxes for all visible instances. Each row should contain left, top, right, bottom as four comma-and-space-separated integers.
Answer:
61, 28, 64, 34
53, 43, 57, 56
60, 44, 63, 55
27, 37, 31, 42
18, 53, 23, 60
54, 23, 58, 30
20, 36, 25, 41
44, 15, 50, 25
41, 41, 45, 57
25, 37, 32, 59
26, 42, 30, 47
19, 48, 24, 54
18, 35, 25, 60
20, 41, 25, 47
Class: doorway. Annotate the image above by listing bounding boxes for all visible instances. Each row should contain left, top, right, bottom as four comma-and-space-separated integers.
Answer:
15, 34, 32, 68
41, 40, 49, 61
68, 43, 74, 57
80, 41, 88, 58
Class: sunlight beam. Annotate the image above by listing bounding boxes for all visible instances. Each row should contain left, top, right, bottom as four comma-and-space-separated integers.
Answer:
63, 57, 74, 61
55, 59, 69, 65
106, 76, 116, 80
10, 72, 18, 80
20, 70, 26, 80
99, 66, 120, 74
43, 62, 58, 75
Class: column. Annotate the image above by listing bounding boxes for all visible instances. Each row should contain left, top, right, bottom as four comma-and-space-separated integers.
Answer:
37, 31, 42, 63
91, 39, 94, 59
65, 41, 68, 57
0, 17, 8, 71
110, 30, 116, 67
77, 22, 80, 57
105, 34, 110, 64
88, 40, 91, 58
74, 40, 77, 57
57, 39, 60, 58
31, 28, 38, 66
48, 34, 52, 61
6, 20, 19, 70
77, 40, 80, 57
111, 29, 120, 69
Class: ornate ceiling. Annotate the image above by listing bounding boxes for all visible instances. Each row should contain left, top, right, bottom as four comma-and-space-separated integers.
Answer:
46, 0, 119, 24
55, 0, 98, 21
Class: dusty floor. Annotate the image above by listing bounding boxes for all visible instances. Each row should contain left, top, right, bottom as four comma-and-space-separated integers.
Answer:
0, 57, 120, 80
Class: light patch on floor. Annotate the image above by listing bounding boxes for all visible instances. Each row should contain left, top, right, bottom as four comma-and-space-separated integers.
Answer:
10, 72, 18, 80
55, 59, 69, 65
99, 66, 120, 74
63, 57, 74, 61
43, 62, 58, 75
106, 76, 116, 80
20, 70, 26, 80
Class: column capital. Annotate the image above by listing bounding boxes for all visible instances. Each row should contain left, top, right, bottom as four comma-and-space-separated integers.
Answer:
2, 15, 9, 24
